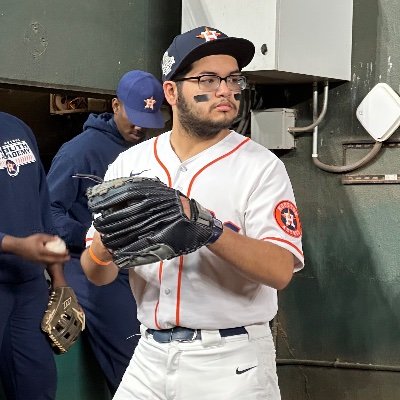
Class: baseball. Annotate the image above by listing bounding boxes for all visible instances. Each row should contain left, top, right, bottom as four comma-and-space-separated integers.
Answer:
45, 237, 67, 254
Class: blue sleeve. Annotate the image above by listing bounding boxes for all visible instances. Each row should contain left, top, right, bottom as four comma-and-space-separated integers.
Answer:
38, 161, 57, 235
24, 123, 56, 236
0, 232, 5, 253
47, 152, 87, 249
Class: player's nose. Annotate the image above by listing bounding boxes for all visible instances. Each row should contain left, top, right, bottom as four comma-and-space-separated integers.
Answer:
215, 80, 233, 97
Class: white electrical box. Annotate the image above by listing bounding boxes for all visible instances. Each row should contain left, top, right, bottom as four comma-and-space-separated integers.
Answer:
182, 0, 353, 83
356, 83, 400, 142
251, 108, 296, 149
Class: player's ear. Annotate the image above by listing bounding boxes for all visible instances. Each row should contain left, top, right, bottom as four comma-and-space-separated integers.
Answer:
163, 81, 178, 106
112, 98, 120, 114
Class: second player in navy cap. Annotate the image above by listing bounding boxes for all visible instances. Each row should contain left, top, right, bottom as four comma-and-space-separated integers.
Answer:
46, 69, 165, 394
116, 70, 164, 129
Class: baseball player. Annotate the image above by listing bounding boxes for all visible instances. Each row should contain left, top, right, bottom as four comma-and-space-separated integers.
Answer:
81, 26, 304, 399
46, 70, 165, 393
0, 112, 70, 400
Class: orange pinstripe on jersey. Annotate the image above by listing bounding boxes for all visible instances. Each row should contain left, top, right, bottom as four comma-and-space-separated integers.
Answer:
175, 256, 184, 326
153, 136, 172, 187
154, 261, 164, 329
187, 137, 250, 197
154, 301, 161, 330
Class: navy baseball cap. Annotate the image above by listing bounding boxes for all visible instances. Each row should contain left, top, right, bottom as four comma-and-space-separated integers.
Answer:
116, 70, 165, 129
161, 26, 255, 82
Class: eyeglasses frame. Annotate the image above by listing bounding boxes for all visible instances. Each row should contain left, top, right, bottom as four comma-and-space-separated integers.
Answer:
174, 74, 247, 92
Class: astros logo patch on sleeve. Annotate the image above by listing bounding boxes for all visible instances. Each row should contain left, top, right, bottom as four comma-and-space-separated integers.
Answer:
274, 200, 302, 238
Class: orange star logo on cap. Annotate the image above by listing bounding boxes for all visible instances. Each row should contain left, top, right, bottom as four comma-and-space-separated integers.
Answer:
196, 27, 221, 42
144, 96, 156, 110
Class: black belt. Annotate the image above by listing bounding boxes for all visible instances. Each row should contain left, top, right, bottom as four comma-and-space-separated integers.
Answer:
147, 326, 247, 343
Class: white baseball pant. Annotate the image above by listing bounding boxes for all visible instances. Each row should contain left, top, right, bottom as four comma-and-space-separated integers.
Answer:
113, 323, 281, 400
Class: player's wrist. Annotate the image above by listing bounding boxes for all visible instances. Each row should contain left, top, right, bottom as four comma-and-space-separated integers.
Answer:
0, 232, 5, 253
207, 217, 224, 244
190, 199, 223, 245
1, 235, 20, 254
88, 245, 112, 266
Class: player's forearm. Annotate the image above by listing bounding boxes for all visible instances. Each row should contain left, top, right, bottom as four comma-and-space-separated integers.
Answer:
1, 234, 21, 254
80, 241, 118, 286
46, 263, 67, 288
208, 228, 294, 290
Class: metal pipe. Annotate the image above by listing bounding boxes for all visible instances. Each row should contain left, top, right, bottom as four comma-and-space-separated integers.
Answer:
309, 81, 383, 173
277, 358, 400, 372
288, 81, 329, 133
312, 141, 383, 173
312, 82, 319, 157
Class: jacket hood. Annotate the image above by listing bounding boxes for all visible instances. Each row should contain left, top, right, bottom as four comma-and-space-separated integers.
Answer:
83, 113, 126, 146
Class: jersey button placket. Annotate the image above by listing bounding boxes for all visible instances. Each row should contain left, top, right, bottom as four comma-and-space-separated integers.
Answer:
173, 163, 189, 193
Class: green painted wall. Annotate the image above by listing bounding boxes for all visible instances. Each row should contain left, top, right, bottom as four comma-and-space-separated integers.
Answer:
0, 336, 112, 399
275, 0, 400, 398
54, 337, 112, 400
0, 0, 181, 93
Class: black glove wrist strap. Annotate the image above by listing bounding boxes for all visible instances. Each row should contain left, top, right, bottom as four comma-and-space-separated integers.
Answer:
192, 199, 223, 244
208, 217, 223, 244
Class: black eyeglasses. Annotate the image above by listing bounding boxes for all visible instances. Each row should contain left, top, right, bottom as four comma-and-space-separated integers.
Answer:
174, 74, 247, 92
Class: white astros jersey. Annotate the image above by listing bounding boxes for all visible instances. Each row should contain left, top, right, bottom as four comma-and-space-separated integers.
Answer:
88, 130, 304, 330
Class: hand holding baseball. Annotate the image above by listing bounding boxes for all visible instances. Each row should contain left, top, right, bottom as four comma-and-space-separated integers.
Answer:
45, 237, 67, 254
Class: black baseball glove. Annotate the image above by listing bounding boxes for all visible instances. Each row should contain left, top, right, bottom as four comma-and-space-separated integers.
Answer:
86, 176, 223, 268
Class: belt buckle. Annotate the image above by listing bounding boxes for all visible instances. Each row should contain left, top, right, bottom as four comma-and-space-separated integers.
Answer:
172, 327, 199, 343
149, 329, 173, 343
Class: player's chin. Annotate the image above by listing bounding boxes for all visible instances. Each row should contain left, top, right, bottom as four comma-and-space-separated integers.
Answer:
213, 111, 237, 125
128, 131, 145, 142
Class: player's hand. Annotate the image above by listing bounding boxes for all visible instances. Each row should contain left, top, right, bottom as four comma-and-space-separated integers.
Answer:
180, 195, 191, 218
2, 233, 70, 265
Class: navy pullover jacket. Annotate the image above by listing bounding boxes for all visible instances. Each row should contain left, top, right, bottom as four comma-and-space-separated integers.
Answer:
47, 113, 134, 255
0, 112, 56, 283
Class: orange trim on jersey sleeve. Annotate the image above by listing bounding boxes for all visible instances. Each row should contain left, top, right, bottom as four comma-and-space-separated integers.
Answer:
175, 256, 184, 326
154, 136, 172, 187
187, 137, 250, 197
262, 236, 304, 259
